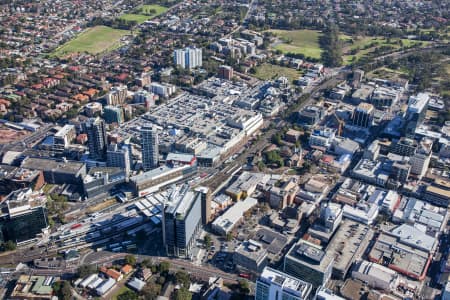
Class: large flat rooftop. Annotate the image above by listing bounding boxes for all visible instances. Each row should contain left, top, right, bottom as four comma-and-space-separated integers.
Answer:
368, 232, 430, 280
327, 220, 373, 276
21, 157, 85, 174
285, 239, 333, 273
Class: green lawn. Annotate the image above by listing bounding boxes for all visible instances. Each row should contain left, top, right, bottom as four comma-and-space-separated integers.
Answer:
367, 67, 409, 82
342, 36, 430, 64
254, 63, 303, 83
52, 26, 129, 57
112, 286, 134, 300
267, 29, 323, 59
119, 4, 168, 24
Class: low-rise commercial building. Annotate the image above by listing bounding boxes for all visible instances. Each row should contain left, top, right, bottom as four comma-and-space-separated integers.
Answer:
351, 159, 389, 187
83, 167, 127, 199
352, 260, 399, 291
11, 275, 57, 299
225, 172, 269, 201
393, 197, 447, 236
368, 226, 434, 280
423, 182, 450, 207
297, 105, 324, 127
343, 203, 378, 225
130, 164, 197, 197
211, 197, 258, 235
234, 239, 268, 273
21, 157, 86, 185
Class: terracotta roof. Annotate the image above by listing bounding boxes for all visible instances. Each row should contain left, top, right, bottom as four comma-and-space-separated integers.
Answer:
121, 264, 133, 274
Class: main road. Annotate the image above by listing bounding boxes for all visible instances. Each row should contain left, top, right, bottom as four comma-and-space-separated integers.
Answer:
26, 251, 241, 284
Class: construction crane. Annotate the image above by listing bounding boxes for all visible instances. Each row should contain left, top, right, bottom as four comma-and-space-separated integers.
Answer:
332, 112, 345, 137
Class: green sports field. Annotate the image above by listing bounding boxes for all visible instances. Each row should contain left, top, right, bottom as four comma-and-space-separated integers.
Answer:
119, 4, 168, 24
52, 26, 128, 57
342, 36, 430, 64
268, 29, 323, 59
254, 63, 304, 83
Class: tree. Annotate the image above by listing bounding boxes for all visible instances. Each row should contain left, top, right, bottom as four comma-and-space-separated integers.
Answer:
141, 282, 162, 300
141, 258, 153, 268
3, 240, 16, 251
175, 271, 190, 287
174, 287, 192, 300
53, 281, 72, 300
320, 23, 343, 67
238, 279, 250, 294
77, 264, 96, 278
159, 261, 170, 274
204, 234, 212, 249
125, 254, 137, 266
265, 150, 284, 167
271, 133, 283, 146
156, 276, 166, 285
226, 232, 233, 241
65, 107, 78, 119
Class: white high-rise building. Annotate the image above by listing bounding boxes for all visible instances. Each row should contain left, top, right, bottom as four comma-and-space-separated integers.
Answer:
173, 47, 202, 69
173, 49, 186, 68
255, 267, 312, 300
141, 126, 159, 171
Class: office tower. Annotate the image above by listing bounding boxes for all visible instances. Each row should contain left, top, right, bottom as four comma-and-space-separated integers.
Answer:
390, 137, 418, 157
173, 47, 202, 69
150, 82, 176, 98
84, 102, 103, 117
284, 239, 334, 289
53, 124, 76, 152
103, 106, 124, 124
141, 125, 159, 171
405, 93, 429, 137
135, 72, 152, 87
0, 188, 48, 244
218, 65, 234, 80
195, 186, 211, 224
317, 202, 343, 234
410, 138, 432, 178
352, 103, 374, 128
107, 143, 131, 175
163, 188, 202, 258
133, 90, 156, 105
391, 161, 411, 183
351, 69, 364, 89
106, 85, 127, 106
363, 140, 380, 160
255, 267, 313, 300
83, 117, 107, 160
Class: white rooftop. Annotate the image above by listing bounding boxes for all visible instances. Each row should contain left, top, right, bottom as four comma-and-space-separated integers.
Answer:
260, 267, 312, 297
408, 92, 429, 113
212, 197, 257, 232
390, 223, 436, 252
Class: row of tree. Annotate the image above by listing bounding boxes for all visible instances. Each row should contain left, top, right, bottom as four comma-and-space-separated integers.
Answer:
320, 24, 343, 67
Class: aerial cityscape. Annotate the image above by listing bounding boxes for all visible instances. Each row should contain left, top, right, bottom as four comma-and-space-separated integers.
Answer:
0, 0, 449, 299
